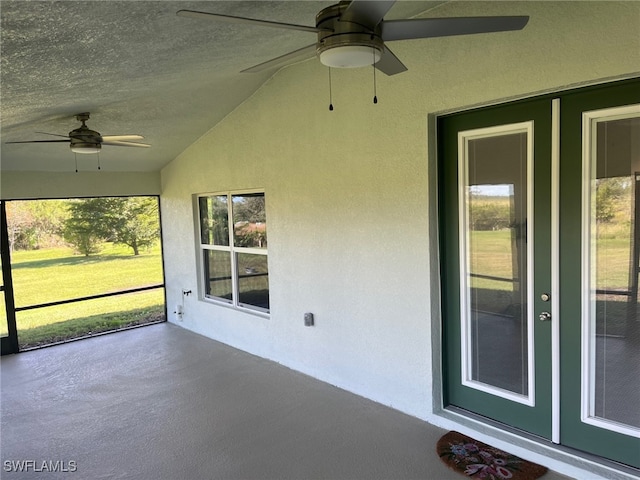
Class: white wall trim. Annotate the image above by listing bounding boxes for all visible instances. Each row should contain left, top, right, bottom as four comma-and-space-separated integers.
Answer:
551, 98, 561, 444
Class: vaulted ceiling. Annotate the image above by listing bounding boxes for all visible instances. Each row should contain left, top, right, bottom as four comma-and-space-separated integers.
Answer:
1, 1, 442, 173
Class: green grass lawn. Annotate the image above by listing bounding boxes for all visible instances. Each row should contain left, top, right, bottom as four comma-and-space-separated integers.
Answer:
470, 229, 633, 290
2, 242, 165, 348
12, 243, 163, 306
469, 231, 515, 283
468, 228, 634, 334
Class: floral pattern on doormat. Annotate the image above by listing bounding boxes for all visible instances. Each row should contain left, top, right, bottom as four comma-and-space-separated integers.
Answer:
437, 431, 548, 480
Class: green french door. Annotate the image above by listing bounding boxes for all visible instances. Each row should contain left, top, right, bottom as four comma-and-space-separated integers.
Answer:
439, 78, 640, 468
558, 81, 640, 467
439, 98, 554, 439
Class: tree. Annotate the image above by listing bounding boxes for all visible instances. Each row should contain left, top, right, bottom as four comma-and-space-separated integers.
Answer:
5, 202, 36, 251
232, 195, 266, 248
62, 198, 114, 256
4, 200, 70, 251
595, 177, 628, 223
62, 197, 160, 256
106, 197, 160, 255
29, 200, 70, 248
469, 201, 511, 231
233, 195, 266, 223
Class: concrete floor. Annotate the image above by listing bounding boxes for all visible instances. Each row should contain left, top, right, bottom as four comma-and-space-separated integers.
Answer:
0, 323, 571, 479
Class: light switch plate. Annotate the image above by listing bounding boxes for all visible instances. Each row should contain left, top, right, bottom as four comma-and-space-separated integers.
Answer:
304, 312, 314, 327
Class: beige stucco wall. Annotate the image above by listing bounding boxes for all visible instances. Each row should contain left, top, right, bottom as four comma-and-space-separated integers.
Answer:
160, 1, 639, 427
0, 171, 160, 200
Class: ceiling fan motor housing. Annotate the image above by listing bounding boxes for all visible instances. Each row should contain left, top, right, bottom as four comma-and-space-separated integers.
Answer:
68, 125, 102, 153
316, 2, 383, 68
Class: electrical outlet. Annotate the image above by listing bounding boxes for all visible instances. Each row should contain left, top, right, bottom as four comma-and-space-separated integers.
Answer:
174, 304, 184, 322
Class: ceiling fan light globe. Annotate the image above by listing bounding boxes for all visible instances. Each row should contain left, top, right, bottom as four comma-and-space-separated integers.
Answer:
319, 45, 382, 69
70, 143, 101, 154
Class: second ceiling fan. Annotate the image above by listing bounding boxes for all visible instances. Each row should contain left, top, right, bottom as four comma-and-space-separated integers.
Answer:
177, 0, 529, 75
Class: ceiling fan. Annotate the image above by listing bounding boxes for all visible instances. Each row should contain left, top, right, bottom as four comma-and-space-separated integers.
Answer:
5, 112, 150, 154
177, 0, 529, 75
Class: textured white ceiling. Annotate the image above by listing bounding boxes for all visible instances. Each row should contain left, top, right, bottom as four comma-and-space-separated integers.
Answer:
0, 1, 441, 173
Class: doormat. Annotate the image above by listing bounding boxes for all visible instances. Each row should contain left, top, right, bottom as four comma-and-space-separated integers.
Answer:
437, 431, 548, 480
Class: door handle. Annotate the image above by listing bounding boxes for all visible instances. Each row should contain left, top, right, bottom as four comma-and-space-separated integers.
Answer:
539, 311, 551, 322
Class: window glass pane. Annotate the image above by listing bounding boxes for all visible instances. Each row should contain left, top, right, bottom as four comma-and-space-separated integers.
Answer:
204, 250, 232, 302
464, 131, 529, 396
199, 196, 229, 246
588, 114, 640, 430
232, 194, 267, 248
237, 253, 269, 310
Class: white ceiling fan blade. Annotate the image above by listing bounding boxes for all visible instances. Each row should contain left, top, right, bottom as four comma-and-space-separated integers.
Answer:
102, 140, 150, 148
176, 10, 328, 34
340, 0, 396, 30
381, 16, 529, 41
375, 46, 407, 76
102, 135, 145, 141
241, 43, 317, 73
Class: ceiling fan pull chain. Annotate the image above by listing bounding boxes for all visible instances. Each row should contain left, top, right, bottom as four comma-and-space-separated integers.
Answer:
74, 153, 78, 173
328, 67, 334, 111
97, 153, 101, 171
372, 48, 378, 104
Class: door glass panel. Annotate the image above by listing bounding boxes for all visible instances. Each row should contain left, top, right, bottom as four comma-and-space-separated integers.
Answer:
585, 110, 640, 434
460, 124, 533, 402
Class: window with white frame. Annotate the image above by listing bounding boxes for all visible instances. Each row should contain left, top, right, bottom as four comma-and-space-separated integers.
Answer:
198, 192, 269, 313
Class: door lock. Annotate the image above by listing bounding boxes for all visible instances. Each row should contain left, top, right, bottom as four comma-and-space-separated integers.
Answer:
539, 311, 552, 322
